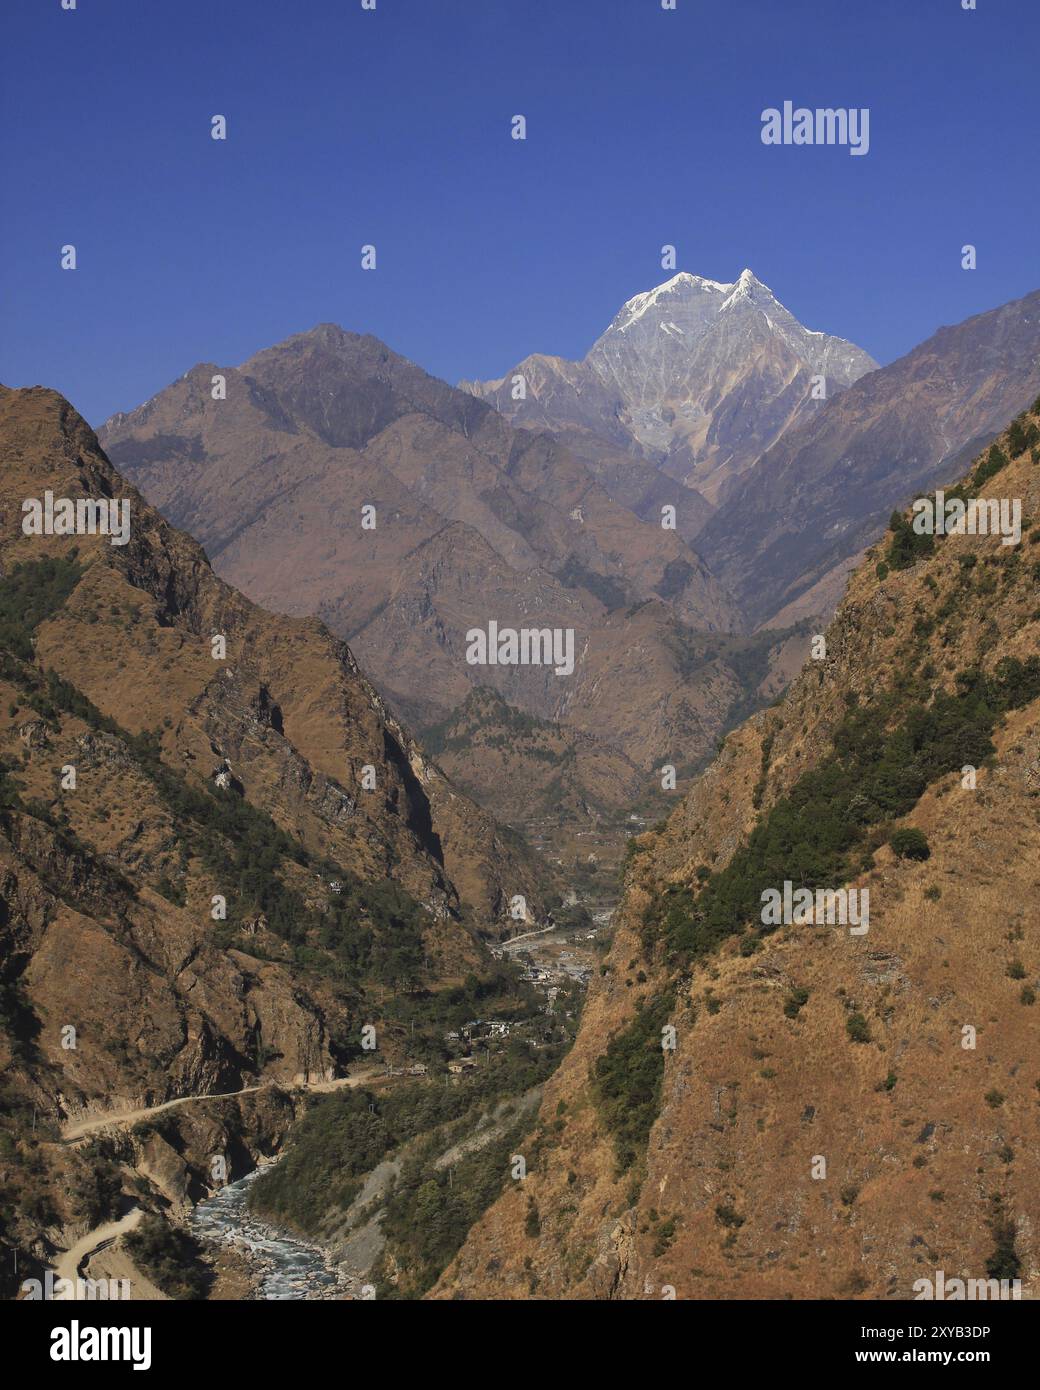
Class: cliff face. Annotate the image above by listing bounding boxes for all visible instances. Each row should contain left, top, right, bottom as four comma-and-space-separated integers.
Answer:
434, 401, 1040, 1300
0, 385, 553, 1284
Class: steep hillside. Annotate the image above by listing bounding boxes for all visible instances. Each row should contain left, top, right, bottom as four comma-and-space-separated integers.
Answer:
434, 399, 1040, 1300
700, 288, 1040, 627
401, 598, 810, 828
0, 385, 554, 1293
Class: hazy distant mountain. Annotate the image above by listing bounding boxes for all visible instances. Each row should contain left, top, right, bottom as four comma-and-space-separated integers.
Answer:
101, 324, 737, 643
698, 287, 1040, 627
460, 269, 877, 509
101, 328, 796, 834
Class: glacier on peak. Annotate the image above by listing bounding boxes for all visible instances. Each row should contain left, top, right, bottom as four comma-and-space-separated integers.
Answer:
611, 267, 779, 335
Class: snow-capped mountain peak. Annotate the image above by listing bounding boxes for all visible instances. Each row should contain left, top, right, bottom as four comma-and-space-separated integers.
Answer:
461, 270, 878, 505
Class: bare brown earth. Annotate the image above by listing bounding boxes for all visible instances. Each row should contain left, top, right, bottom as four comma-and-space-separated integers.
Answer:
432, 405, 1040, 1300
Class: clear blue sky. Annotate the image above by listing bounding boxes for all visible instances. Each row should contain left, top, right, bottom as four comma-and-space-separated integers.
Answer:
2, 0, 1037, 426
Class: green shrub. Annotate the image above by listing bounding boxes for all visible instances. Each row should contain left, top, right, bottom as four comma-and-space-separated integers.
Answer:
524, 1200, 540, 1238
591, 990, 675, 1172
973, 444, 1010, 488
0, 555, 83, 659
376, 1108, 537, 1300
124, 1216, 209, 1299
641, 657, 1040, 968
651, 1217, 677, 1256
886, 510, 934, 571
890, 827, 930, 861
1007, 419, 1039, 458
783, 987, 810, 1019
846, 1013, 871, 1044
752, 734, 774, 810
985, 1197, 1020, 1281
714, 1202, 744, 1229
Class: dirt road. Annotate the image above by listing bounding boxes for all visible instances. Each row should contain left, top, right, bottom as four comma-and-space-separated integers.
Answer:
54, 1208, 144, 1286
61, 1068, 385, 1142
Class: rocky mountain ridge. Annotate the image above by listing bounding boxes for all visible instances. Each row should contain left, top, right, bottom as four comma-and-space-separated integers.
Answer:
697, 287, 1040, 627
98, 327, 803, 839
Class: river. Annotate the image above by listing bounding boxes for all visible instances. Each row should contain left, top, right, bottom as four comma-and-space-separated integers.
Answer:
189, 1165, 347, 1300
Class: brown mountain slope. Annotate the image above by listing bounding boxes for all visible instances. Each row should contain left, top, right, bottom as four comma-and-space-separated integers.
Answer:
0, 383, 560, 1288
1, 385, 549, 930
99, 325, 737, 637
423, 686, 643, 827
699, 287, 1040, 628
433, 400, 1040, 1300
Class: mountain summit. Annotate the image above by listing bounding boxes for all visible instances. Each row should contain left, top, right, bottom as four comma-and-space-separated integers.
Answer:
460, 270, 877, 507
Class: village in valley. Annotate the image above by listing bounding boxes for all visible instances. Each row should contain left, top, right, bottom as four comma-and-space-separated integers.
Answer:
383, 889, 611, 1081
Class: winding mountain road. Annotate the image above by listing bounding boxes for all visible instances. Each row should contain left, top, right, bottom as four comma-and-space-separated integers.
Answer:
54, 1208, 144, 1287
60, 1067, 385, 1142
51, 1067, 393, 1294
